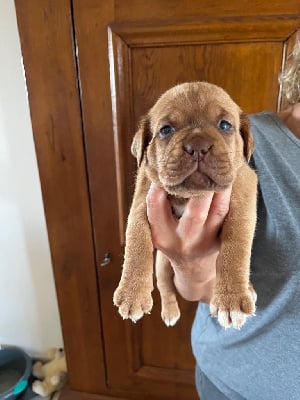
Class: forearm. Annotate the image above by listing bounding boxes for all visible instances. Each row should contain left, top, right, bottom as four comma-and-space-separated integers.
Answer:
174, 273, 215, 303
172, 259, 216, 303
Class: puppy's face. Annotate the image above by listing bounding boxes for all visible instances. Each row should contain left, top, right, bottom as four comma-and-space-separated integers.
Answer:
132, 82, 254, 197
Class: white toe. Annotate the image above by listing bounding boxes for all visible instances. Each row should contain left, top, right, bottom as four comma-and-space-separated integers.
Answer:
218, 311, 232, 329
230, 311, 246, 329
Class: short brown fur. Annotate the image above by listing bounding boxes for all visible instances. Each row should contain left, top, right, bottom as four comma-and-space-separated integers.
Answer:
114, 82, 257, 329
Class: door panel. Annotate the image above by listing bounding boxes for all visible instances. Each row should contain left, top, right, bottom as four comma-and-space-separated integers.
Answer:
72, 1, 300, 398
130, 42, 282, 114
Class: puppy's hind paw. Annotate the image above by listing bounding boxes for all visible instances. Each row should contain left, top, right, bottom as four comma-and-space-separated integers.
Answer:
161, 300, 181, 327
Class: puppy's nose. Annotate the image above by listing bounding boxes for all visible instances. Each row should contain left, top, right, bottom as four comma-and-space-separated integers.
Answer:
183, 138, 212, 159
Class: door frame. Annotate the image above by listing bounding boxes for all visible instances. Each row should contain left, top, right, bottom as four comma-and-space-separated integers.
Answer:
14, 0, 108, 397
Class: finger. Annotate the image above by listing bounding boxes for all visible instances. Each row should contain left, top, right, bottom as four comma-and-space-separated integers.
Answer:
177, 193, 214, 240
206, 186, 232, 235
146, 183, 177, 245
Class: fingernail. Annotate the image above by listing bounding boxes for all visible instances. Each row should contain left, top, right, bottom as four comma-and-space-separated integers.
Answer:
149, 182, 157, 192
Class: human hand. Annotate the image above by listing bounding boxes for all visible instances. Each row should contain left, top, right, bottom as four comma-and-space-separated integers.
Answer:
146, 183, 232, 302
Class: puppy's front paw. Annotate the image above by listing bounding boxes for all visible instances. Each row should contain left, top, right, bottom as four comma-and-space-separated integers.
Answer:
113, 284, 153, 322
210, 289, 256, 329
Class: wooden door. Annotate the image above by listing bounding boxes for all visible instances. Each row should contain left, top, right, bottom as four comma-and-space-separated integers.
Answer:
72, 2, 300, 399
15, 1, 300, 399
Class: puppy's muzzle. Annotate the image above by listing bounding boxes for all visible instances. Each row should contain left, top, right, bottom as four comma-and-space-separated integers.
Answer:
183, 137, 212, 161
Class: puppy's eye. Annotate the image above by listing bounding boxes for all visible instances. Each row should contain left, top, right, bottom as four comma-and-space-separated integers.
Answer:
159, 125, 175, 138
218, 120, 233, 133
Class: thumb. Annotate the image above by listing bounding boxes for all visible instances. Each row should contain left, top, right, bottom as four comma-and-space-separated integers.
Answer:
146, 183, 177, 247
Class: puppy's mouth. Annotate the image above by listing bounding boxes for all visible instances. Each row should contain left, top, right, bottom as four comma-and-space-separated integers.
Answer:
161, 157, 233, 196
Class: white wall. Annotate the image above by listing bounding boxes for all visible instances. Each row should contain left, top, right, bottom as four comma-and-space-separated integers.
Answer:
0, 1, 63, 356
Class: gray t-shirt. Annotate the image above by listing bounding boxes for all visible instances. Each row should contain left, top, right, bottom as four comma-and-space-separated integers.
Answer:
191, 112, 300, 400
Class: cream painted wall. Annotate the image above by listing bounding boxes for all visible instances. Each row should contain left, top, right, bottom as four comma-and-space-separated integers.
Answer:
0, 1, 63, 355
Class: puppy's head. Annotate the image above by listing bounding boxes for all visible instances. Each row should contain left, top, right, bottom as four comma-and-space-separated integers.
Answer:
132, 82, 254, 197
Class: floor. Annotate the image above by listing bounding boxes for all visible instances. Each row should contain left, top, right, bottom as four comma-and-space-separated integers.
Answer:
31, 394, 60, 400
19, 387, 61, 400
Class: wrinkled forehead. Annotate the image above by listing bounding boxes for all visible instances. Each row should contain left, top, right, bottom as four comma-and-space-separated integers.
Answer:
149, 83, 240, 130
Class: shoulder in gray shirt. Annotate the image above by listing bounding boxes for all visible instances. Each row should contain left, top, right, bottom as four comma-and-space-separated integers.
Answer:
191, 112, 300, 400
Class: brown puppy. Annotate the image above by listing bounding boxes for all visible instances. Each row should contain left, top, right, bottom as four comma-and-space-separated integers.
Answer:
113, 82, 257, 329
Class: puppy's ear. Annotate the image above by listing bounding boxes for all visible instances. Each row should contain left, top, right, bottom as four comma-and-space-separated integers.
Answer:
131, 116, 152, 166
239, 112, 255, 162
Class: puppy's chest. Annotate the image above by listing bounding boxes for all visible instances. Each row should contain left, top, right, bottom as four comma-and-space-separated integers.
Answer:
168, 196, 187, 219
168, 192, 210, 218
